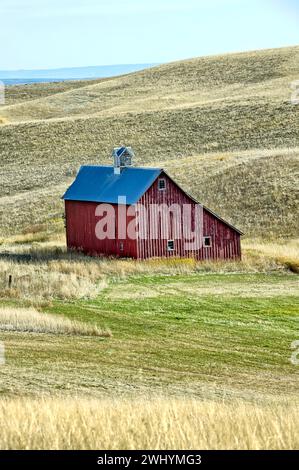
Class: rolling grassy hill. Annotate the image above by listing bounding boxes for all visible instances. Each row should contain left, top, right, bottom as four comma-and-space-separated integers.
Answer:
3, 78, 106, 106
0, 46, 299, 238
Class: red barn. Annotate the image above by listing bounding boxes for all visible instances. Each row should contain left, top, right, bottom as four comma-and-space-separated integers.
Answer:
62, 147, 242, 260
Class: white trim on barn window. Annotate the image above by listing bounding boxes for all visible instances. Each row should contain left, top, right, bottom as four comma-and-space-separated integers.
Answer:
167, 240, 174, 251
203, 236, 212, 247
158, 178, 166, 191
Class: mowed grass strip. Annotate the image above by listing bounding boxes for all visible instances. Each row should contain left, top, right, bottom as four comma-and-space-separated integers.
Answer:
34, 273, 297, 397
1, 273, 297, 398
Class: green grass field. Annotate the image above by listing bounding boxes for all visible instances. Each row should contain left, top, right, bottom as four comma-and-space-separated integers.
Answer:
1, 249, 298, 448
1, 271, 298, 399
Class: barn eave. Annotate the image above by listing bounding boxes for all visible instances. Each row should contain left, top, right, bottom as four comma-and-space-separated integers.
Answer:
159, 169, 244, 236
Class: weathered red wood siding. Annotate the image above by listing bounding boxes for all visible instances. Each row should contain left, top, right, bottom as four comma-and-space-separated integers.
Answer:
65, 172, 241, 260
137, 173, 199, 259
65, 200, 137, 257
200, 208, 241, 261
137, 172, 241, 260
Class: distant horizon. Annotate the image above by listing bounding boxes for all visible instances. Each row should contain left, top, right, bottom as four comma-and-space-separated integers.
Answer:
0, 63, 158, 80
0, 62, 157, 74
1, 43, 298, 77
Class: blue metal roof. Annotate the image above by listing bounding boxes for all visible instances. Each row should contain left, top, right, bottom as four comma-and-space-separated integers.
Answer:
62, 165, 162, 204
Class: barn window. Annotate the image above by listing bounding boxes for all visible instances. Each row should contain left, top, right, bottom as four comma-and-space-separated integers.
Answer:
119, 242, 124, 251
158, 178, 166, 191
167, 240, 174, 251
203, 236, 212, 247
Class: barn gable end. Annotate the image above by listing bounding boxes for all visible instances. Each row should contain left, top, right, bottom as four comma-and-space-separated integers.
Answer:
136, 171, 241, 260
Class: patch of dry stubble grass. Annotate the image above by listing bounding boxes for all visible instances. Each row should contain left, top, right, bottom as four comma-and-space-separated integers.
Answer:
0, 397, 297, 450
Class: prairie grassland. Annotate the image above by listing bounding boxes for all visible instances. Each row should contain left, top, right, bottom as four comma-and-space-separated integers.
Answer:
3, 78, 106, 106
2, 46, 299, 123
0, 237, 298, 303
0, 307, 110, 336
243, 238, 299, 273
0, 397, 297, 450
0, 257, 108, 302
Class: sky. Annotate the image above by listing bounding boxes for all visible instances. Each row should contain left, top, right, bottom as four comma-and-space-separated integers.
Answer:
0, 0, 298, 70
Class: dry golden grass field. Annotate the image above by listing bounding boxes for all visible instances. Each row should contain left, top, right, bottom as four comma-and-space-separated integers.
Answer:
0, 46, 298, 449
0, 397, 297, 450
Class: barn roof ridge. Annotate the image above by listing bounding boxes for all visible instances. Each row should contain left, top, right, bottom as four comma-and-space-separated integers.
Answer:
78, 164, 163, 170
161, 169, 243, 235
62, 165, 163, 205
62, 164, 243, 235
